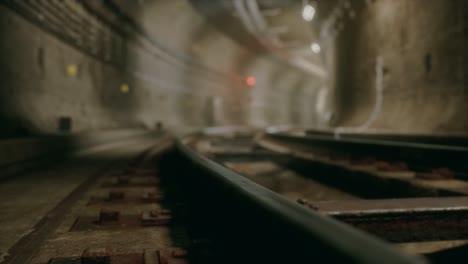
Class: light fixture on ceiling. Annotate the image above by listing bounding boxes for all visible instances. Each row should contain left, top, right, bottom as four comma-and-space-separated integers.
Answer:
302, 4, 316, 21
311, 42, 321, 54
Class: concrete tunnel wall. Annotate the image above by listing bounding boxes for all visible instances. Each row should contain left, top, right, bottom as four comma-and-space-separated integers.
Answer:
323, 0, 468, 135
0, 0, 322, 138
2, 0, 467, 138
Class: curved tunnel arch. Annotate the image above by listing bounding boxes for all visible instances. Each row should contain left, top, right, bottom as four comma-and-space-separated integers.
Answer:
0, 0, 467, 136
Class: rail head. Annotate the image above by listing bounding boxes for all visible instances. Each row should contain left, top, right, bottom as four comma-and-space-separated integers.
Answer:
268, 131, 468, 152
176, 139, 427, 264
263, 131, 468, 171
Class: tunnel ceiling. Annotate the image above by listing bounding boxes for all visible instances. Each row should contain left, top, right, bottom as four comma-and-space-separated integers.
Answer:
189, 0, 339, 77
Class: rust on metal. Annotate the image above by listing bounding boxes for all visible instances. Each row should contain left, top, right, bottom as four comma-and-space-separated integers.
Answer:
101, 176, 160, 187
328, 154, 351, 161
141, 192, 164, 203
350, 158, 376, 166
416, 168, 455, 180
171, 248, 188, 258
141, 209, 172, 226
311, 197, 468, 242
296, 198, 318, 210
296, 198, 308, 205
71, 209, 173, 231
50, 248, 189, 264
81, 248, 113, 264
108, 191, 125, 200
71, 216, 137, 231
374, 161, 408, 172
98, 209, 120, 224
143, 249, 159, 264
127, 168, 159, 176
50, 248, 170, 264
87, 192, 163, 205
118, 176, 130, 184
144, 248, 188, 264
47, 257, 81, 264
159, 248, 189, 264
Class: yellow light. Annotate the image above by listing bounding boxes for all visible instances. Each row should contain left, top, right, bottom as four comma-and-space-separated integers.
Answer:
120, 83, 130, 93
66, 64, 78, 77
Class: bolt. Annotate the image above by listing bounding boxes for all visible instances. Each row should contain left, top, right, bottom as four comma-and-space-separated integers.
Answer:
432, 168, 454, 179
82, 248, 112, 264
141, 210, 172, 226
159, 256, 169, 264
297, 198, 309, 205
172, 248, 188, 258
297, 198, 318, 210
150, 210, 160, 217
108, 191, 125, 200
118, 176, 130, 184
308, 205, 319, 210
375, 161, 408, 172
416, 168, 454, 180
161, 209, 171, 215
99, 209, 120, 224
141, 192, 163, 202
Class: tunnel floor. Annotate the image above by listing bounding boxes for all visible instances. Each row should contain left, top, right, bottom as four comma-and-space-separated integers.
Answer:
1, 131, 468, 263
0, 136, 172, 263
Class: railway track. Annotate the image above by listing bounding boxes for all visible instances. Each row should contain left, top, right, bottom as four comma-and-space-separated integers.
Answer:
184, 129, 468, 263
2, 129, 468, 263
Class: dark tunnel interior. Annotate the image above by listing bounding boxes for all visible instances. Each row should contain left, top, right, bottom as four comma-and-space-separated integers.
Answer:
1, 0, 468, 263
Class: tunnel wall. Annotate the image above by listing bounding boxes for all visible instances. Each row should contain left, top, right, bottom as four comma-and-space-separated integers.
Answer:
0, 0, 321, 137
0, 2, 137, 136
0, 129, 151, 181
325, 0, 468, 135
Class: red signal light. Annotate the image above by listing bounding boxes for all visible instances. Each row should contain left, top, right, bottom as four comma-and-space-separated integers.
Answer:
246, 76, 256, 87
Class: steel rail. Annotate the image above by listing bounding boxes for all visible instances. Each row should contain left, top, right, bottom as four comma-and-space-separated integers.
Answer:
305, 130, 468, 147
265, 132, 468, 171
309, 197, 468, 243
176, 138, 426, 264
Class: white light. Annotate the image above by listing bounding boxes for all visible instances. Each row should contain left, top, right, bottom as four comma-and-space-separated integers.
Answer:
302, 4, 315, 21
311, 42, 321, 54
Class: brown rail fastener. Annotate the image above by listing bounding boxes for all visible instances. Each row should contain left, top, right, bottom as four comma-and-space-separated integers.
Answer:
98, 209, 120, 224
296, 198, 318, 210
81, 248, 112, 264
416, 168, 455, 180
118, 176, 130, 185
171, 248, 188, 258
375, 161, 408, 172
108, 191, 125, 201
350, 158, 376, 166
144, 248, 188, 264
141, 192, 163, 203
141, 209, 172, 226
